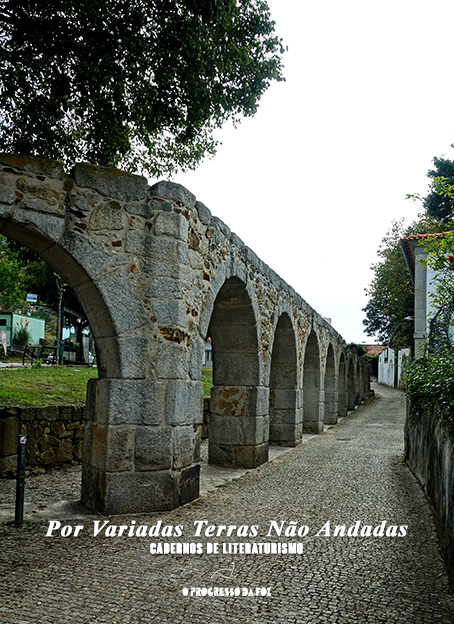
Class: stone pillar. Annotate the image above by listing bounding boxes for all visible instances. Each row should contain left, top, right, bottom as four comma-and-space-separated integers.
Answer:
324, 379, 338, 425
208, 385, 269, 467
269, 388, 300, 445
82, 377, 203, 515
414, 246, 428, 358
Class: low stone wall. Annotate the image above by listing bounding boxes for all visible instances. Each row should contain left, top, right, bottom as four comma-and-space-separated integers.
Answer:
0, 405, 84, 477
405, 404, 454, 588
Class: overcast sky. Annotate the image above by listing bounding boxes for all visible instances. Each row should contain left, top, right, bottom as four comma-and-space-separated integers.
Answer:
162, 0, 454, 344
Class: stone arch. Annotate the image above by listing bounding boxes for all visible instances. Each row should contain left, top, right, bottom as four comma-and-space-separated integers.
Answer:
269, 312, 299, 446
0, 154, 371, 514
0, 219, 162, 516
303, 330, 322, 433
337, 352, 347, 418
347, 358, 356, 410
324, 344, 337, 425
207, 276, 267, 467
0, 156, 206, 516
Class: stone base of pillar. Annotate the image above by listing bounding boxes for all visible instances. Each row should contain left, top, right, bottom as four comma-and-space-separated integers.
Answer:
208, 442, 268, 468
81, 463, 200, 515
303, 421, 324, 434
269, 423, 302, 446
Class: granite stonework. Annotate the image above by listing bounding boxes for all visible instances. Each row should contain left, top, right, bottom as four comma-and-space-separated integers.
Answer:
0, 405, 84, 477
405, 404, 454, 588
0, 153, 370, 514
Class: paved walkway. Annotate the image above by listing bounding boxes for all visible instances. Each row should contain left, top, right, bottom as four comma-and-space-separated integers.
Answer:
1, 385, 453, 623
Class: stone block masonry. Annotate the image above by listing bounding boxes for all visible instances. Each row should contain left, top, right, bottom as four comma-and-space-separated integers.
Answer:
405, 405, 454, 588
0, 153, 370, 515
0, 405, 84, 477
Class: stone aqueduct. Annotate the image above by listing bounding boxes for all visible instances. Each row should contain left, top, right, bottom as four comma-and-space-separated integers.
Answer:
0, 154, 370, 515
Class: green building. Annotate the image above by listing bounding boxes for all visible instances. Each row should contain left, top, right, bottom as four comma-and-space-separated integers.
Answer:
0, 313, 45, 347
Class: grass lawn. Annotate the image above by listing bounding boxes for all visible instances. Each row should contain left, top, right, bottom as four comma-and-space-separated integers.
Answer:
201, 367, 213, 397
0, 365, 213, 406
0, 366, 98, 407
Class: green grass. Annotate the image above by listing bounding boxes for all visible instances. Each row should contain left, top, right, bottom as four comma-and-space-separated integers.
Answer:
0, 366, 98, 407
201, 366, 212, 397
0, 365, 213, 407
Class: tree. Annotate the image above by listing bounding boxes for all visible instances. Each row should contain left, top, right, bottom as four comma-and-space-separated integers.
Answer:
421, 149, 454, 222
0, 235, 26, 310
1, 237, 87, 331
0, 0, 285, 177
362, 215, 446, 348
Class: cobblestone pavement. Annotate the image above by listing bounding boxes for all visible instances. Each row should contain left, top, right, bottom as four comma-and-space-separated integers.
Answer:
1, 384, 454, 623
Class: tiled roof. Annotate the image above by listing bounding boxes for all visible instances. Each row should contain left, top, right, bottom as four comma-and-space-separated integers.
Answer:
363, 344, 385, 356
400, 231, 454, 279
402, 231, 453, 241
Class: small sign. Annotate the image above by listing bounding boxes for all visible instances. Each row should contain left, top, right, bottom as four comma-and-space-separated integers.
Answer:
0, 330, 7, 356
27, 293, 38, 303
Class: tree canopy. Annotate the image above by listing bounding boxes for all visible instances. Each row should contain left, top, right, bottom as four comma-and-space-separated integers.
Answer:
0, 0, 285, 177
362, 215, 446, 349
422, 150, 454, 221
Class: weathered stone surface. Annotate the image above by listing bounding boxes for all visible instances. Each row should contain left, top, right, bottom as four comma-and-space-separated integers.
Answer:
0, 416, 20, 457
149, 181, 196, 209
153, 299, 187, 327
116, 337, 150, 379
55, 438, 73, 463
172, 425, 196, 469
105, 426, 134, 471
0, 153, 66, 179
72, 163, 148, 202
189, 336, 204, 381
165, 380, 203, 426
103, 470, 179, 514
157, 342, 189, 379
0, 454, 17, 477
195, 200, 211, 225
0, 185, 16, 205
210, 386, 247, 416
154, 212, 188, 241
94, 269, 149, 334
94, 379, 166, 426
147, 277, 182, 299
135, 426, 172, 471
89, 201, 124, 230
241, 415, 265, 445
60, 230, 113, 279
14, 206, 65, 242
209, 414, 240, 445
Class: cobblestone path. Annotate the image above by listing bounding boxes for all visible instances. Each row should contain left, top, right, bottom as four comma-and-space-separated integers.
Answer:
1, 385, 454, 623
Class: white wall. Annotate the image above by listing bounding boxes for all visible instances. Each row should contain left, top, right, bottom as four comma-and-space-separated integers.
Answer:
378, 347, 411, 387
378, 348, 396, 386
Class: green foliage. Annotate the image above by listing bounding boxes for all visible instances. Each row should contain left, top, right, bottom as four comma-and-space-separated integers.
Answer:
13, 319, 32, 347
422, 152, 454, 222
0, 0, 285, 177
346, 342, 367, 357
1, 237, 87, 322
362, 215, 446, 348
405, 352, 454, 438
0, 235, 27, 310
415, 230, 454, 355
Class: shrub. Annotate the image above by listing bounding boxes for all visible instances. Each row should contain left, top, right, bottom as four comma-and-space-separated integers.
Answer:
405, 351, 454, 438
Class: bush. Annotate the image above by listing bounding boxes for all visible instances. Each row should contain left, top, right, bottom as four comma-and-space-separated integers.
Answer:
405, 351, 454, 438
13, 320, 32, 349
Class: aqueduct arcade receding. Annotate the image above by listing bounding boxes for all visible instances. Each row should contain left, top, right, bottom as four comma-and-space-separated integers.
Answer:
0, 154, 370, 515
